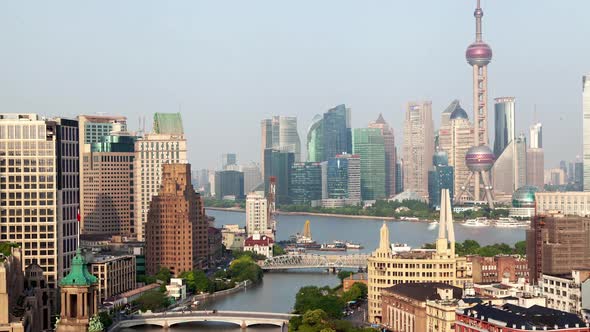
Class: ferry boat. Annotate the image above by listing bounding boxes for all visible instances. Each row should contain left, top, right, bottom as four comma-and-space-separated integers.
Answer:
345, 242, 363, 250
391, 243, 412, 253
319, 241, 347, 251
462, 217, 490, 227
494, 217, 529, 228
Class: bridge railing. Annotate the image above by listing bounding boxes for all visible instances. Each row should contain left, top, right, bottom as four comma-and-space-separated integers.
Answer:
261, 253, 369, 269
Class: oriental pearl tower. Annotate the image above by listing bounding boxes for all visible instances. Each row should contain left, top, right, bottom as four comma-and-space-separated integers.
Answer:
458, 0, 495, 208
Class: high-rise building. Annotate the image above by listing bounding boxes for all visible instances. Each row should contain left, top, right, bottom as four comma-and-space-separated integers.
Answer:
367, 189, 470, 323
428, 151, 454, 208
545, 168, 566, 186
134, 113, 187, 241
261, 116, 301, 171
353, 128, 386, 201
289, 162, 322, 205
395, 153, 403, 194
492, 133, 527, 197
438, 102, 474, 201
526, 213, 590, 284
529, 122, 542, 149
145, 163, 208, 276
221, 153, 238, 170
214, 170, 244, 200
326, 154, 361, 203
402, 101, 434, 198
526, 148, 544, 188
82, 133, 137, 236
575, 160, 583, 189
263, 149, 294, 205
0, 114, 79, 289
368, 114, 396, 197
245, 191, 269, 236
241, 162, 263, 193
584, 75, 590, 191
493, 97, 516, 157
306, 104, 352, 162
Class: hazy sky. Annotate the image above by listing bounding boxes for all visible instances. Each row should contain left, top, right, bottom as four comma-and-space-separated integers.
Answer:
1, 1, 588, 170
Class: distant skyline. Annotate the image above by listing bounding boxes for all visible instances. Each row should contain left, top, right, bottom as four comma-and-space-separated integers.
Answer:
1, 0, 588, 169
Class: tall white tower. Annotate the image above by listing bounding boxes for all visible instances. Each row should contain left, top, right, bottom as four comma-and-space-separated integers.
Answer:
583, 75, 590, 191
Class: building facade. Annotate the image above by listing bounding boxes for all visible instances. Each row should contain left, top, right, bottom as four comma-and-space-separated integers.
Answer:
134, 113, 187, 241
535, 191, 590, 216
241, 162, 262, 193
89, 254, 136, 303
145, 163, 209, 276
289, 162, 322, 205
541, 269, 590, 315
214, 170, 244, 200
403, 101, 434, 198
261, 116, 301, 168
529, 122, 542, 149
492, 134, 527, 198
368, 114, 396, 197
428, 151, 454, 209
306, 105, 352, 163
353, 128, 386, 201
245, 191, 269, 236
244, 234, 274, 258
493, 97, 516, 158
469, 255, 528, 284
263, 149, 294, 205
526, 148, 544, 189
326, 154, 361, 204
584, 75, 590, 191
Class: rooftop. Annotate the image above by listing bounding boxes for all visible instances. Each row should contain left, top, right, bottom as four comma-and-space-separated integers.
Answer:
153, 112, 184, 135
383, 282, 462, 302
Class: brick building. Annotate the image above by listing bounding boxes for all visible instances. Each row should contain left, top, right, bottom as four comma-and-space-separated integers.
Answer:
343, 273, 368, 292
89, 254, 136, 303
469, 255, 528, 284
145, 163, 209, 276
455, 303, 590, 331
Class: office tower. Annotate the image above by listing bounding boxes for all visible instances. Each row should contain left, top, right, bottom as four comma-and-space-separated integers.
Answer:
289, 162, 322, 205
568, 162, 575, 183
493, 97, 515, 157
428, 151, 454, 208
261, 116, 301, 172
134, 113, 187, 241
214, 170, 244, 200
306, 104, 352, 162
546, 168, 566, 186
368, 114, 396, 197
440, 99, 461, 129
353, 128, 386, 201
492, 133, 527, 196
245, 191, 269, 236
241, 162, 262, 193
439, 102, 474, 202
402, 101, 434, 198
395, 153, 403, 194
221, 153, 238, 170
560, 160, 568, 181
82, 133, 137, 236
0, 114, 79, 289
527, 213, 590, 284
145, 163, 208, 276
529, 122, 542, 149
368, 189, 470, 323
575, 160, 583, 189
263, 149, 294, 205
326, 154, 361, 203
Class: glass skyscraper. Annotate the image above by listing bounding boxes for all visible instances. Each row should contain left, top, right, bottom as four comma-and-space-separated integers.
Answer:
306, 104, 351, 162
263, 148, 295, 205
428, 151, 454, 208
352, 128, 386, 201
306, 115, 324, 162
289, 162, 322, 205
326, 154, 361, 201
493, 97, 516, 157
215, 170, 244, 200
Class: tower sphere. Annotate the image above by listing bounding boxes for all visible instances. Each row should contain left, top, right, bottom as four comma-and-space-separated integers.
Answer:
465, 145, 495, 172
466, 42, 493, 66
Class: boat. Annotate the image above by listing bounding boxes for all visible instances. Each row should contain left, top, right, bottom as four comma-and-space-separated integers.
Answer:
427, 221, 438, 231
345, 242, 363, 250
494, 217, 529, 228
289, 220, 321, 249
320, 242, 347, 251
462, 217, 490, 227
391, 243, 411, 253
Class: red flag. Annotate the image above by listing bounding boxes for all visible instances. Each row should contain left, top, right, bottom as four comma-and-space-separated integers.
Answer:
77, 208, 80, 222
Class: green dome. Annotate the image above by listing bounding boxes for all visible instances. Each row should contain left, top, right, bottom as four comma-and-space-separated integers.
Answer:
59, 248, 98, 287
512, 186, 540, 208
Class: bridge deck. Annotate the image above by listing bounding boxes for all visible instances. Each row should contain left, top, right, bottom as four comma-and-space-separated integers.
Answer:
261, 253, 369, 270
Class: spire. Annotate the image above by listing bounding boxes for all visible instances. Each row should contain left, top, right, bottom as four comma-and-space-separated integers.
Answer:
442, 189, 455, 253
379, 222, 390, 251
59, 248, 98, 287
375, 113, 386, 124
474, 0, 484, 42
437, 197, 447, 240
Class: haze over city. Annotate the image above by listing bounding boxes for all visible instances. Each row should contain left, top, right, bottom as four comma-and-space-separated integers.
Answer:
1, 0, 588, 169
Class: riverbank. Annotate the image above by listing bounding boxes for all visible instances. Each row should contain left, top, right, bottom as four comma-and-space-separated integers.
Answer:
205, 206, 434, 222
194, 280, 252, 301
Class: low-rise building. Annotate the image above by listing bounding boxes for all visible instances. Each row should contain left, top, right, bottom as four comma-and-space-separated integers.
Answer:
469, 255, 528, 284
208, 227, 223, 266
381, 282, 462, 332
455, 303, 590, 332
343, 273, 368, 292
89, 254, 136, 303
166, 278, 187, 302
541, 269, 590, 315
244, 234, 274, 258
221, 224, 246, 251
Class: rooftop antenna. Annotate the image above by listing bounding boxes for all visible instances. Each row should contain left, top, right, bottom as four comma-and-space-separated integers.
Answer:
533, 104, 537, 123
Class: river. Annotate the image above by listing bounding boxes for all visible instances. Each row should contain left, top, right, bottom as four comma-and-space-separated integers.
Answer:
122, 210, 525, 331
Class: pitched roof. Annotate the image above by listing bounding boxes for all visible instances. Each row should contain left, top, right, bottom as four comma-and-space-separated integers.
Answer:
245, 235, 274, 246
153, 112, 184, 135
375, 113, 386, 124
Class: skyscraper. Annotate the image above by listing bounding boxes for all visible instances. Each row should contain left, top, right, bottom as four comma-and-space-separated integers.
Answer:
584, 74, 590, 191
0, 114, 79, 290
428, 151, 455, 208
493, 97, 516, 157
214, 170, 244, 200
492, 133, 527, 196
289, 162, 323, 205
241, 162, 262, 193
402, 101, 434, 198
529, 122, 542, 149
145, 163, 208, 276
368, 114, 396, 198
134, 113, 187, 241
246, 191, 269, 236
353, 128, 386, 201
326, 154, 361, 203
527, 122, 544, 188
306, 104, 352, 162
260, 116, 301, 171
221, 153, 238, 170
263, 149, 295, 205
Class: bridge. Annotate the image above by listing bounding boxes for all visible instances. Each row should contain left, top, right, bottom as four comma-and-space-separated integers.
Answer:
108, 310, 297, 331
261, 254, 369, 270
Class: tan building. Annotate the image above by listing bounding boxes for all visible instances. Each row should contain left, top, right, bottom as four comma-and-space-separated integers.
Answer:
381, 282, 462, 332
343, 273, 368, 292
145, 163, 208, 276
246, 191, 269, 236
535, 191, 590, 216
0, 114, 79, 289
541, 269, 590, 315
134, 113, 187, 241
89, 254, 136, 303
403, 101, 434, 198
527, 213, 590, 283
526, 148, 544, 188
367, 189, 471, 323
81, 133, 136, 236
545, 167, 566, 186
469, 255, 529, 284
426, 297, 462, 332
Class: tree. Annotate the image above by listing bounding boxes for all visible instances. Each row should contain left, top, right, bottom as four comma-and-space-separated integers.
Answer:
294, 286, 344, 319
155, 267, 171, 283
135, 291, 169, 312
179, 270, 210, 293
514, 241, 526, 256
337, 271, 353, 283
0, 242, 19, 257
273, 244, 286, 256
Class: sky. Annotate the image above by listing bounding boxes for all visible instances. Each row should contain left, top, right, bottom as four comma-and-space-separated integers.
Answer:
0, 0, 588, 170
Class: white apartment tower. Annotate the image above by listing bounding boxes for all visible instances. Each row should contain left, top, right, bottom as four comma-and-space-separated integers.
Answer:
402, 101, 434, 198
246, 191, 269, 236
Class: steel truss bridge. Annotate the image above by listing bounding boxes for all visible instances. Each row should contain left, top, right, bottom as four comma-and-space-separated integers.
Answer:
261, 254, 369, 271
